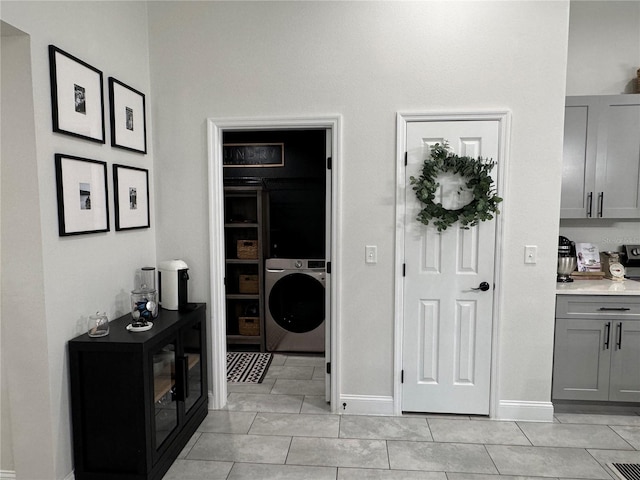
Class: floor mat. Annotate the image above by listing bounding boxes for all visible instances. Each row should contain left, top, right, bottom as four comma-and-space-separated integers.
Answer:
226, 352, 273, 383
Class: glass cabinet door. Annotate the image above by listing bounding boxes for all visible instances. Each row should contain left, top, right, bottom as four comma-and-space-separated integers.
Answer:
182, 321, 204, 415
152, 341, 178, 449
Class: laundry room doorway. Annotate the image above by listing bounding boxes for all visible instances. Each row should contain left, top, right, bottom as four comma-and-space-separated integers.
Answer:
207, 116, 341, 410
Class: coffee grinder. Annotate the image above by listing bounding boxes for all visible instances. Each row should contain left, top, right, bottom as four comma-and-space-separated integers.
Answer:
557, 236, 577, 282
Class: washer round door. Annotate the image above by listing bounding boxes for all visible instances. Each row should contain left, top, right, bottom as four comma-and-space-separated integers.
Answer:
268, 273, 325, 333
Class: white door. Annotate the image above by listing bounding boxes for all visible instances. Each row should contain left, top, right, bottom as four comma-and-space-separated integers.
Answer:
401, 119, 500, 415
325, 128, 332, 402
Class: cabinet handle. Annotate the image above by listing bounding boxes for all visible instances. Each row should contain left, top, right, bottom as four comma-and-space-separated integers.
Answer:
176, 356, 188, 402
597, 192, 604, 218
604, 321, 611, 350
616, 322, 622, 349
184, 355, 190, 399
587, 192, 593, 218
598, 307, 631, 311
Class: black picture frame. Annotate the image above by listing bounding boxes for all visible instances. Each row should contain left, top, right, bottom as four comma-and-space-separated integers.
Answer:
49, 45, 105, 143
109, 77, 147, 154
55, 154, 110, 236
113, 164, 150, 231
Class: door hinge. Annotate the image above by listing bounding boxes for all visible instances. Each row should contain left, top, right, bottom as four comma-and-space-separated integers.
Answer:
404, 151, 408, 166
402, 264, 406, 277
327, 157, 332, 170
326, 262, 331, 274
401, 369, 404, 383
326, 362, 331, 375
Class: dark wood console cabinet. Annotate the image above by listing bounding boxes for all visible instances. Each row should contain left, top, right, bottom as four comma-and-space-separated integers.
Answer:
68, 304, 208, 480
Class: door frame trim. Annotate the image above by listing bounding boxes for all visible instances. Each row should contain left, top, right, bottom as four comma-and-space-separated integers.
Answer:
394, 111, 511, 417
206, 115, 342, 411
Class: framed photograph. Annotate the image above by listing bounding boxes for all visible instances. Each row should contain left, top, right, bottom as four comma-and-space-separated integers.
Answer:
113, 164, 150, 231
109, 77, 147, 153
55, 154, 109, 236
223, 143, 285, 167
49, 45, 105, 143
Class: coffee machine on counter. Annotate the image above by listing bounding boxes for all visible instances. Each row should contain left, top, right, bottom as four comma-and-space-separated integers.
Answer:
622, 244, 640, 280
557, 236, 577, 282
158, 260, 189, 311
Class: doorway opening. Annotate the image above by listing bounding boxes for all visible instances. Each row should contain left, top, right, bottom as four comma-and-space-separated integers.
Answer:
207, 116, 341, 411
223, 130, 327, 354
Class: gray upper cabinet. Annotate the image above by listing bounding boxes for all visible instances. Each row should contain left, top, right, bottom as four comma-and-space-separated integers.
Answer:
561, 94, 640, 219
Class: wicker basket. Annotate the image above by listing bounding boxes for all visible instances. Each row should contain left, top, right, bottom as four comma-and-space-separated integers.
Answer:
237, 240, 258, 259
238, 316, 260, 336
239, 274, 259, 294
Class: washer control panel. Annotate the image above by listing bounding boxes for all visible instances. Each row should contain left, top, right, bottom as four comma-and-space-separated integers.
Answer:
307, 260, 326, 269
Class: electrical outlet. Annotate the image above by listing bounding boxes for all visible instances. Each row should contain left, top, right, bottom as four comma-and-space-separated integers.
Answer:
524, 245, 537, 264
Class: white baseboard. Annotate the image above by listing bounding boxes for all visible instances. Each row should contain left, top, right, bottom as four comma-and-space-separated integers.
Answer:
495, 400, 554, 422
0, 469, 73, 479
339, 395, 395, 416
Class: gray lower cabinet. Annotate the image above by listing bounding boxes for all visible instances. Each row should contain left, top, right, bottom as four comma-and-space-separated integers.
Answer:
610, 320, 640, 402
553, 295, 640, 402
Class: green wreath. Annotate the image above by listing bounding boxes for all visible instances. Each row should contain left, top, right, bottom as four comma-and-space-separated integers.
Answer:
409, 142, 502, 232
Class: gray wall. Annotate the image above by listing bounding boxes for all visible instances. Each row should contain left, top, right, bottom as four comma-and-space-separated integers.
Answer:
566, 1, 640, 96
1, 23, 51, 477
147, 0, 569, 406
1, 3, 155, 478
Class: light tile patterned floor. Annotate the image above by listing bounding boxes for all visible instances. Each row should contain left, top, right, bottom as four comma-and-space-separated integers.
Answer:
164, 354, 640, 480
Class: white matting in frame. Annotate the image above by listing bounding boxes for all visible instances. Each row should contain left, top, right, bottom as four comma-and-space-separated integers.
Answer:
113, 164, 150, 230
49, 45, 105, 143
55, 154, 110, 236
109, 77, 147, 153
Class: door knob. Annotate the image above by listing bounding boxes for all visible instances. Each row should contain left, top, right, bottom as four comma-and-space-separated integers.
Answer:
472, 282, 490, 292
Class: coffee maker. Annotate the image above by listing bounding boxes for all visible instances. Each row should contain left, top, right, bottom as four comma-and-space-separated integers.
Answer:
158, 260, 189, 311
557, 236, 577, 282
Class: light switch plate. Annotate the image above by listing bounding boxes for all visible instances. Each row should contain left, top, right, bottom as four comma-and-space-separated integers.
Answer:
365, 245, 377, 264
524, 245, 537, 264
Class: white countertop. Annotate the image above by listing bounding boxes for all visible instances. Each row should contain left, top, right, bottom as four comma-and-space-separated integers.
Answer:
556, 278, 640, 296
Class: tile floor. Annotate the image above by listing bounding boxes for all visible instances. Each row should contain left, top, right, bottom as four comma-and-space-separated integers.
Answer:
164, 354, 640, 480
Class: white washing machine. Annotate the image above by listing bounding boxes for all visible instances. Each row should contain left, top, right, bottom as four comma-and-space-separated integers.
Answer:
265, 258, 326, 352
